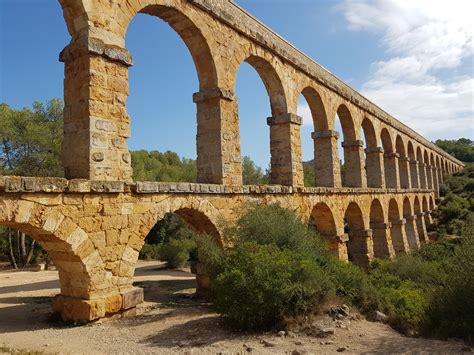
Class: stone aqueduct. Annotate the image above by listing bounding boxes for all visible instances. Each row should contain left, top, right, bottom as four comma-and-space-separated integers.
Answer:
0, 0, 464, 322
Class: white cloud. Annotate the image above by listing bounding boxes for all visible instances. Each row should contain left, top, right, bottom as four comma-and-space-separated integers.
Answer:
339, 0, 474, 139
298, 103, 313, 127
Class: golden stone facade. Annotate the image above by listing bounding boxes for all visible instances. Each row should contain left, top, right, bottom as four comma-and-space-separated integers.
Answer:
0, 0, 464, 322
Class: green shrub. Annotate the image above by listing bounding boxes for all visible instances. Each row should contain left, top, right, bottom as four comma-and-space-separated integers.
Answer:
213, 242, 333, 330
139, 243, 160, 260
227, 203, 328, 260
426, 235, 474, 341
195, 233, 225, 279
158, 238, 196, 269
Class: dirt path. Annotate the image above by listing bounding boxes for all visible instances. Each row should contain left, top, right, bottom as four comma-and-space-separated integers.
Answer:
0, 261, 470, 354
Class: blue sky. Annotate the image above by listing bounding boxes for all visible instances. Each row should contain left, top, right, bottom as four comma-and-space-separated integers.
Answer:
1, 0, 473, 169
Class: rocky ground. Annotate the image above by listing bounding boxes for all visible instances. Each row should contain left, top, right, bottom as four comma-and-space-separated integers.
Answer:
0, 260, 471, 354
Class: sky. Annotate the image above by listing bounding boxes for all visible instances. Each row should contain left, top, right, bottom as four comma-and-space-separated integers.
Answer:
1, 0, 473, 170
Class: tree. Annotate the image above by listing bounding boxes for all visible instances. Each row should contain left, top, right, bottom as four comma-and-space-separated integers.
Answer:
434, 138, 474, 163
0, 99, 63, 176
242, 156, 267, 185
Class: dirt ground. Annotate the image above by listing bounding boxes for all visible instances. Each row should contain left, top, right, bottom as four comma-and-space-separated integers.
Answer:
0, 260, 471, 354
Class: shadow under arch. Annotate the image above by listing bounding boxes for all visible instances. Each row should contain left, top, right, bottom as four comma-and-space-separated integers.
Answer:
388, 198, 407, 255
403, 197, 419, 250
413, 196, 427, 243
309, 202, 345, 259
344, 201, 371, 267
370, 199, 392, 259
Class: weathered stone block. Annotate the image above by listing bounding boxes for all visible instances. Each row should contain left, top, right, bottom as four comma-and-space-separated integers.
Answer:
122, 287, 144, 310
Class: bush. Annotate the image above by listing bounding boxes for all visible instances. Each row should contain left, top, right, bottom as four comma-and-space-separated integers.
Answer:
195, 234, 225, 279
426, 235, 474, 341
213, 242, 333, 330
227, 203, 328, 260
158, 238, 196, 269
139, 243, 160, 260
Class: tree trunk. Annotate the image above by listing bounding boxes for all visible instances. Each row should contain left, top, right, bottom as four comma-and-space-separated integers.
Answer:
25, 239, 36, 267
8, 228, 18, 269
20, 232, 27, 266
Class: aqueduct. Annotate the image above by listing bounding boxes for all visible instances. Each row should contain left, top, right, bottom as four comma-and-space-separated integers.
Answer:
0, 0, 464, 322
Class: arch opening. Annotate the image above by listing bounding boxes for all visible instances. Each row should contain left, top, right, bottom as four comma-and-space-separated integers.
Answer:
362, 118, 382, 188
335, 105, 362, 187
403, 197, 419, 250
344, 202, 371, 267
396, 136, 410, 189
298, 87, 329, 187
381, 129, 397, 188
370, 199, 392, 259
125, 7, 220, 183
388, 199, 407, 255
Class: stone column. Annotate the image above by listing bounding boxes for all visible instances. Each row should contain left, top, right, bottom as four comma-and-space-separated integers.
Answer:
347, 229, 374, 268
193, 88, 242, 185
404, 215, 420, 250
383, 152, 400, 189
437, 167, 443, 185
365, 147, 385, 188
324, 234, 349, 262
312, 130, 341, 187
342, 140, 366, 188
409, 159, 420, 188
60, 38, 133, 181
267, 113, 304, 186
398, 157, 411, 189
370, 222, 395, 259
415, 212, 429, 243
418, 162, 428, 189
390, 219, 409, 254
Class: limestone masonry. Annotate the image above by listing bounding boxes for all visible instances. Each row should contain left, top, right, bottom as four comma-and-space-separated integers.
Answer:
0, 0, 463, 322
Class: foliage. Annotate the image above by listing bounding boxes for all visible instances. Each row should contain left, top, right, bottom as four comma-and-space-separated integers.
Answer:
425, 234, 474, 341
435, 138, 474, 162
303, 162, 315, 187
213, 242, 333, 330
195, 233, 225, 279
226, 203, 327, 260
139, 243, 160, 260
0, 99, 63, 176
242, 156, 268, 185
131, 150, 197, 182
158, 238, 197, 269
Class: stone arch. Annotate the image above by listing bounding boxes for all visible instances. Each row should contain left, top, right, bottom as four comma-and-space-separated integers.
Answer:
344, 202, 372, 267
0, 198, 108, 321
301, 86, 329, 131
413, 196, 427, 242
237, 55, 288, 117
300, 86, 331, 187
424, 150, 433, 189
370, 199, 392, 259
396, 135, 410, 189
417, 146, 427, 188
388, 198, 408, 254
422, 195, 433, 233
429, 195, 435, 211
403, 197, 419, 250
310, 203, 346, 259
381, 128, 397, 188
407, 141, 418, 188
362, 118, 383, 188
126, 4, 218, 90
336, 104, 363, 187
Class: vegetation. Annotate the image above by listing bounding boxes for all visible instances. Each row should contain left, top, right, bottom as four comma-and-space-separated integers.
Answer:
139, 213, 197, 269
435, 138, 474, 162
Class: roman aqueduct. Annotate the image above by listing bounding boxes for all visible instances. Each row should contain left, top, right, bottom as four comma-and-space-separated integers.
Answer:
0, 0, 464, 322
